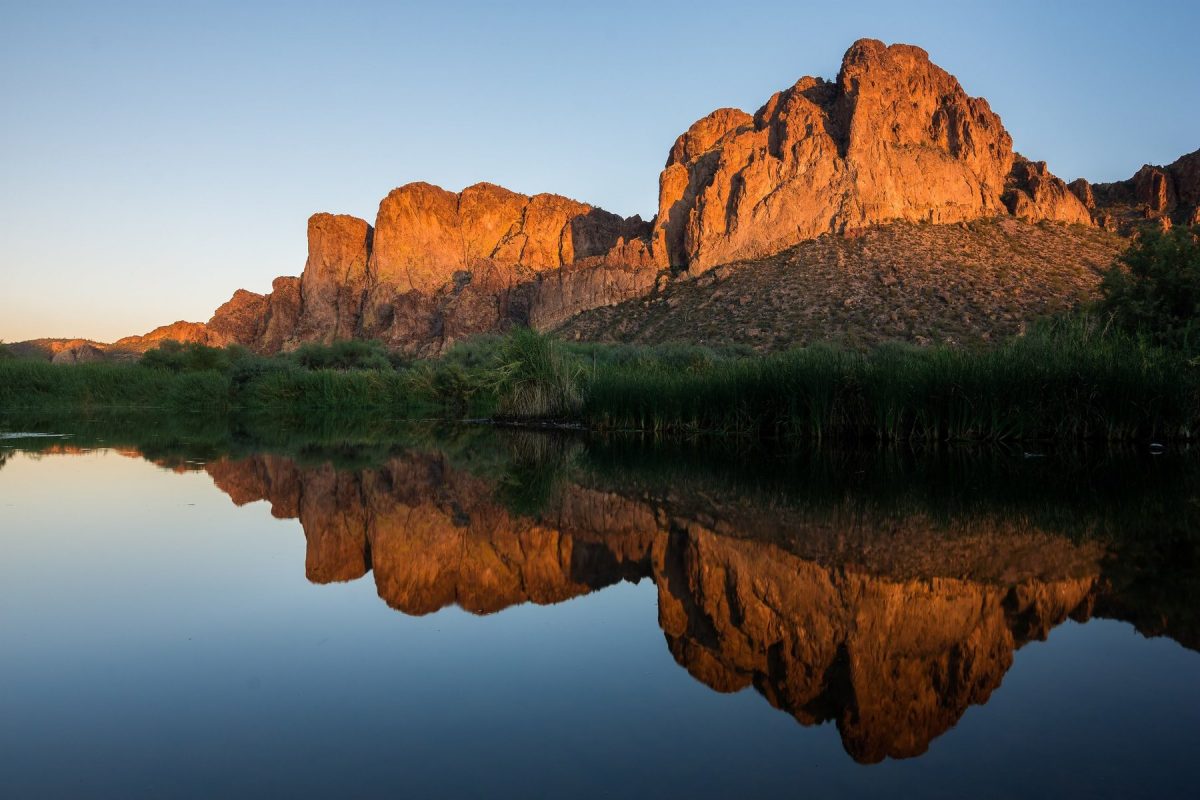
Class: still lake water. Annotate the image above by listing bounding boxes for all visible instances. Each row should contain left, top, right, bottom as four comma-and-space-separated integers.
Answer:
1, 426, 1198, 798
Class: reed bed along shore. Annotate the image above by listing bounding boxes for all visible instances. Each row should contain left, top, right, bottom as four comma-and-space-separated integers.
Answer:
582, 319, 1196, 442
1, 315, 1196, 444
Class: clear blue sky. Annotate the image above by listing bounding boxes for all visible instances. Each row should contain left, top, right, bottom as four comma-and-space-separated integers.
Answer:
2, 0, 1197, 342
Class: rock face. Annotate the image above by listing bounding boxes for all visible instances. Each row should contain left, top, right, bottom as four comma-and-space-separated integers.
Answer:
651, 39, 1084, 272
192, 184, 653, 355
50, 342, 106, 364
1004, 157, 1092, 225
113, 320, 213, 350
1084, 148, 1200, 232
294, 213, 373, 342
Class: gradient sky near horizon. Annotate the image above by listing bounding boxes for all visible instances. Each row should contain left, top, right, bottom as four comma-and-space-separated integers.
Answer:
2, 0, 1198, 343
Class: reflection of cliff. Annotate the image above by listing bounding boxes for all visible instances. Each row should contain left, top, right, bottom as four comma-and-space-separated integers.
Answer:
206, 453, 658, 614
653, 525, 1097, 762
205, 451, 1189, 764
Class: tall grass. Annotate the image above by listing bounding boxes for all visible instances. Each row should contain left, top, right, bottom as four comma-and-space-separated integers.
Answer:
0, 360, 208, 410
583, 316, 1198, 442
488, 328, 584, 420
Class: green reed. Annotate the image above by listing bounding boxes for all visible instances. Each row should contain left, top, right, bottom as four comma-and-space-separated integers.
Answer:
583, 316, 1197, 442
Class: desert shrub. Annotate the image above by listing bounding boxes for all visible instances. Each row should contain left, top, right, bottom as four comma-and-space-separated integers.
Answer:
140, 341, 238, 373
290, 339, 394, 371
1100, 226, 1200, 352
404, 361, 485, 417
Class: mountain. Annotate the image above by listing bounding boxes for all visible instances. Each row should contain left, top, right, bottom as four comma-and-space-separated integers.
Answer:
18, 39, 1198, 360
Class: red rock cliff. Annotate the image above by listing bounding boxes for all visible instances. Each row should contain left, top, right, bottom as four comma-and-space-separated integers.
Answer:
653, 39, 1091, 272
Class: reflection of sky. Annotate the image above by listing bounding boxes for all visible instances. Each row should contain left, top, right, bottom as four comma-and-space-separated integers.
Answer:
1, 450, 1197, 798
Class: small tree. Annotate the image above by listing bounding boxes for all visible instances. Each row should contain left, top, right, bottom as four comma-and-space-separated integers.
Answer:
291, 340, 393, 371
140, 340, 234, 372
1100, 226, 1200, 352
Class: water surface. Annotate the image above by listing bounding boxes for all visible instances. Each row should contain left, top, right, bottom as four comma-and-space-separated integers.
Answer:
1, 427, 1197, 798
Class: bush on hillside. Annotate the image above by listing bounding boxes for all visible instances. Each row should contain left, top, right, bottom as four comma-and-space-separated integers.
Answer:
140, 341, 242, 373
1100, 226, 1200, 353
290, 339, 398, 371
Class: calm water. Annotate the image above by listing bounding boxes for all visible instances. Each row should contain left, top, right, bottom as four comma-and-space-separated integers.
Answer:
1, 426, 1198, 798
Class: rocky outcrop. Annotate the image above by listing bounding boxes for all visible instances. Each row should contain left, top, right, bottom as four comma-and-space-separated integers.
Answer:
1068, 177, 1095, 209
651, 39, 1067, 272
293, 213, 373, 343
113, 320, 213, 350
203, 277, 302, 351
50, 342, 106, 364
1083, 148, 1200, 232
191, 183, 655, 355
206, 289, 269, 345
1004, 157, 1092, 225
527, 246, 657, 330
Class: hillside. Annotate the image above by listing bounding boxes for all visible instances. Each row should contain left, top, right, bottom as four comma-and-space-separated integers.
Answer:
558, 219, 1123, 350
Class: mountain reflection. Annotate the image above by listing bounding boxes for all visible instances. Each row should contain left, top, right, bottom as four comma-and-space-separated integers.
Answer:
192, 438, 1198, 764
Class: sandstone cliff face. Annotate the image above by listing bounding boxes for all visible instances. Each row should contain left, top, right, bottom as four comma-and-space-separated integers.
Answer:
651, 39, 1083, 272
191, 183, 653, 355
364, 181, 639, 294
294, 213, 373, 343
